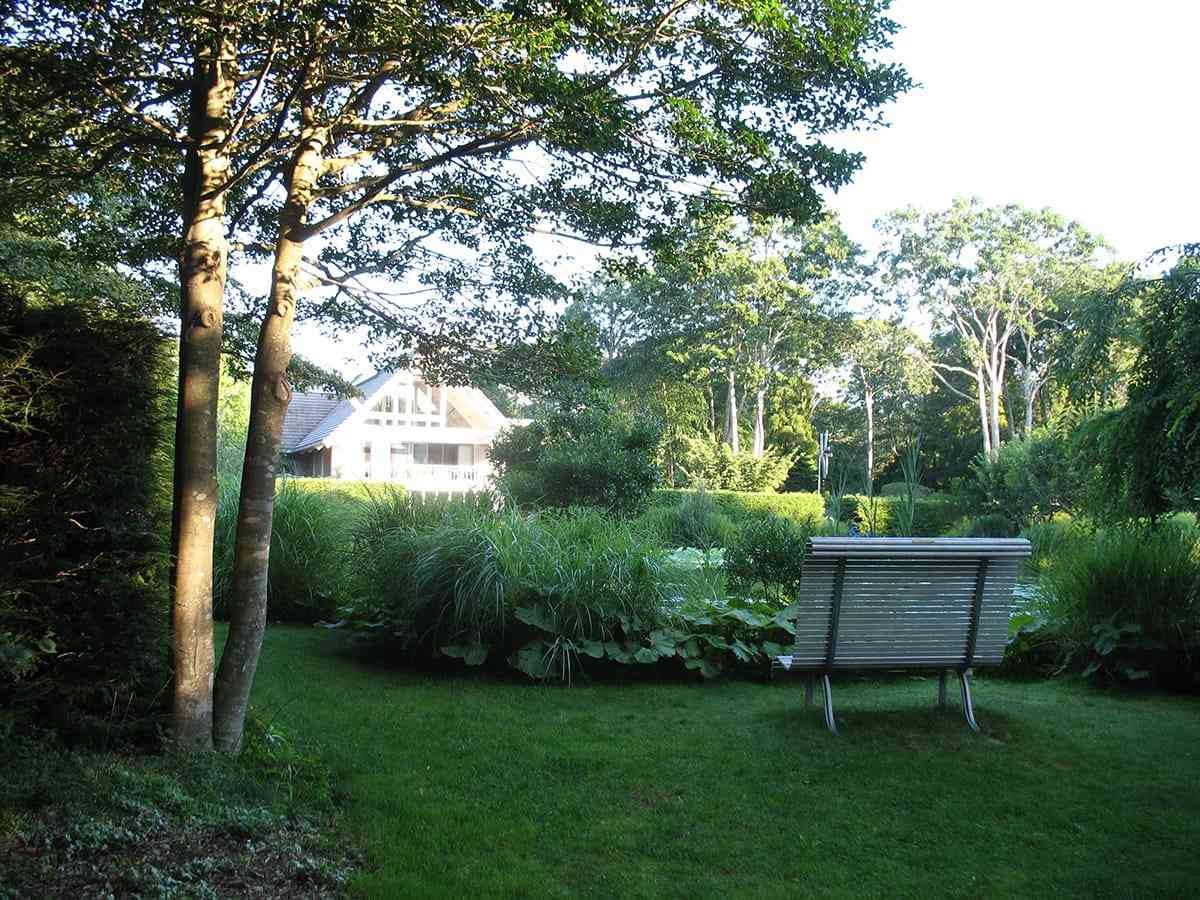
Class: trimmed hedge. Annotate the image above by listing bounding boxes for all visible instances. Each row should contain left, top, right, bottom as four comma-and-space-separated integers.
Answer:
652, 488, 825, 529
1, 277, 172, 738
837, 493, 969, 536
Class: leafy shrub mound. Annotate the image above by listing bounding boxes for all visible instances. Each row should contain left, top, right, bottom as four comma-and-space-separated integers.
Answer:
490, 403, 662, 516
1, 278, 171, 737
346, 502, 796, 681
724, 515, 809, 603
676, 434, 796, 492
1037, 524, 1199, 687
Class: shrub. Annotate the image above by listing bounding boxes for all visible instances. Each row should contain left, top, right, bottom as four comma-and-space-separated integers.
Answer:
1038, 524, 1200, 687
676, 434, 795, 492
0, 276, 171, 736
963, 428, 1076, 528
490, 404, 661, 516
724, 515, 809, 603
946, 513, 1019, 538
910, 495, 971, 536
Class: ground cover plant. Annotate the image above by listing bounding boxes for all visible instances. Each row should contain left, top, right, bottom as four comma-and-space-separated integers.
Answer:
241, 625, 1200, 899
0, 717, 358, 898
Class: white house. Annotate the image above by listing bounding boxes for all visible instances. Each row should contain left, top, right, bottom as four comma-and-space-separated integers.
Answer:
280, 370, 512, 494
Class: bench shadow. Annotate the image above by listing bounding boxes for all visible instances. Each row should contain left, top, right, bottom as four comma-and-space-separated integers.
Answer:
759, 686, 1030, 745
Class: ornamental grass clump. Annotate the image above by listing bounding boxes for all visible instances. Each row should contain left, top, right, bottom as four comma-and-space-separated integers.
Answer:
215, 479, 358, 623
1039, 523, 1200, 686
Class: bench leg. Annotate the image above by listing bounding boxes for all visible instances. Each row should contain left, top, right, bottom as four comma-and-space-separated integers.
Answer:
957, 669, 980, 732
938, 670, 948, 710
821, 673, 838, 735
804, 676, 814, 710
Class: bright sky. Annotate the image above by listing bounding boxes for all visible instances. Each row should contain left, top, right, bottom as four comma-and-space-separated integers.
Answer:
290, 0, 1199, 376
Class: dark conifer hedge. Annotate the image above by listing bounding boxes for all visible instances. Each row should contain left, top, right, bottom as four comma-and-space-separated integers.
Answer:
1, 274, 173, 741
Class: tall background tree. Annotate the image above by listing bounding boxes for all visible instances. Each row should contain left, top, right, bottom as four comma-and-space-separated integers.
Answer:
876, 197, 1111, 459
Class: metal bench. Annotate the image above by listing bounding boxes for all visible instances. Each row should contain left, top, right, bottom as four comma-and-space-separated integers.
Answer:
773, 537, 1032, 734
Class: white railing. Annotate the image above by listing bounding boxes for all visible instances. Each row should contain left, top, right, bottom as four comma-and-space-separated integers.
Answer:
391, 464, 492, 490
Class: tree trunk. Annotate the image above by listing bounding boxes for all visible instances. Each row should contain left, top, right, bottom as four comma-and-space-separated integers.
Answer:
1022, 333, 1037, 436
171, 33, 237, 752
864, 382, 875, 486
706, 383, 716, 438
723, 368, 739, 453
976, 370, 992, 461
213, 131, 324, 752
752, 388, 766, 457
988, 370, 1003, 457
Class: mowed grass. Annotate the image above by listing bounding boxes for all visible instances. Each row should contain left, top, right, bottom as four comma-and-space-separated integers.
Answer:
243, 626, 1200, 899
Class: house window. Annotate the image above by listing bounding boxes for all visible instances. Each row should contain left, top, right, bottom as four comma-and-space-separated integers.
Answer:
411, 443, 462, 466
459, 445, 474, 466
362, 443, 372, 478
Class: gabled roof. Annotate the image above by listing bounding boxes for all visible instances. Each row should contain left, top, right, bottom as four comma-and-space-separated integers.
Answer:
286, 370, 393, 453
281, 392, 341, 451
282, 370, 508, 454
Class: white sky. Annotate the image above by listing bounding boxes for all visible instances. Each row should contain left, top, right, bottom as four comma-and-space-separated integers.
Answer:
286, 0, 1200, 376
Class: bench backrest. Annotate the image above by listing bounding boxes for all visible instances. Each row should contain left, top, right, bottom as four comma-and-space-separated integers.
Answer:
789, 537, 1032, 671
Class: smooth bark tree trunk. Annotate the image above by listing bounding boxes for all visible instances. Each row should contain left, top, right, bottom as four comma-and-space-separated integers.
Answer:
706, 383, 716, 438
752, 388, 766, 457
988, 371, 1002, 458
723, 368, 739, 453
171, 33, 237, 752
976, 371, 992, 461
213, 130, 325, 752
863, 380, 875, 486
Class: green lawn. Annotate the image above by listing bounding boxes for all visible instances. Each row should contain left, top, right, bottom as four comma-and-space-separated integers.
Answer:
246, 626, 1200, 899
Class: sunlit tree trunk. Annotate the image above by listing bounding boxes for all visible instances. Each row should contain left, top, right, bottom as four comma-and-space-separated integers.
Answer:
214, 128, 325, 752
171, 31, 237, 752
752, 388, 766, 457
976, 371, 992, 461
723, 368, 739, 453
862, 372, 875, 484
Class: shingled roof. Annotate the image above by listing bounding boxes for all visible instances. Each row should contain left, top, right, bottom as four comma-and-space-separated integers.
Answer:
280, 392, 342, 452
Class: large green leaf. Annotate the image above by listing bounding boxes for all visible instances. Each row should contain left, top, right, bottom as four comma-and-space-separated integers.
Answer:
578, 639, 605, 659
647, 629, 679, 657
465, 644, 488, 666
725, 608, 769, 627
513, 641, 550, 679
514, 605, 557, 634
634, 647, 659, 664
761, 641, 789, 658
